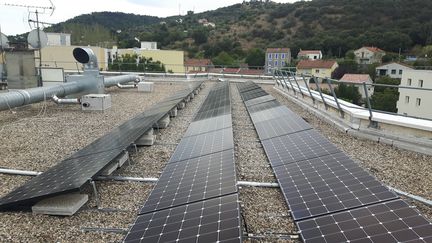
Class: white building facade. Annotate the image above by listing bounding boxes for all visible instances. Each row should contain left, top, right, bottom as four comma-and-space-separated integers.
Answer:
298, 50, 322, 60
265, 48, 291, 74
397, 70, 432, 119
46, 33, 71, 46
376, 62, 413, 79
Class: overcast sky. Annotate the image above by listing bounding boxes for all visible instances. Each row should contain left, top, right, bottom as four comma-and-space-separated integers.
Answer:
0, 0, 298, 36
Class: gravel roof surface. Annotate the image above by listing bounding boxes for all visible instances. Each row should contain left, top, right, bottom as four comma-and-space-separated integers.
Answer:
0, 80, 430, 243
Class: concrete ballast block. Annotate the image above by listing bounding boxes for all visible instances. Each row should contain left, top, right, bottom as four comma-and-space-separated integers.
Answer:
136, 128, 156, 146
32, 194, 88, 216
137, 82, 154, 92
177, 102, 186, 110
154, 115, 170, 129
169, 108, 178, 117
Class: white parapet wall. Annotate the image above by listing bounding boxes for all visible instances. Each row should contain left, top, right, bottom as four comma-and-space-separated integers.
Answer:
273, 77, 432, 156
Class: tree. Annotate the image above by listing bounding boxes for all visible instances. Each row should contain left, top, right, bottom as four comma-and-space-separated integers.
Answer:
335, 83, 362, 105
331, 59, 359, 79
212, 51, 236, 66
191, 28, 208, 45
371, 76, 400, 112
245, 48, 265, 68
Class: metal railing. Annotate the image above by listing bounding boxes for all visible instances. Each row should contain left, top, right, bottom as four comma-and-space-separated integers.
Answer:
273, 70, 432, 123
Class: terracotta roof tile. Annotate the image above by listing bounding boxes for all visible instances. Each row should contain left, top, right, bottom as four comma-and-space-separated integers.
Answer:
298, 50, 321, 55
297, 60, 337, 69
185, 59, 212, 66
266, 48, 290, 53
340, 74, 372, 83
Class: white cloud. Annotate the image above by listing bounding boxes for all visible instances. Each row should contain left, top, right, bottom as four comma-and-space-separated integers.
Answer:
0, 0, 297, 35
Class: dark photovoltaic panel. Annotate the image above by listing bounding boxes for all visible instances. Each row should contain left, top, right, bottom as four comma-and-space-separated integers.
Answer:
246, 100, 282, 114
237, 81, 432, 243
169, 127, 234, 163
274, 152, 398, 220
297, 199, 432, 243
139, 150, 237, 214
184, 114, 232, 137
0, 82, 203, 210
244, 95, 276, 107
241, 88, 269, 101
254, 115, 312, 140
125, 194, 242, 243
193, 105, 231, 121
249, 106, 298, 123
261, 129, 341, 167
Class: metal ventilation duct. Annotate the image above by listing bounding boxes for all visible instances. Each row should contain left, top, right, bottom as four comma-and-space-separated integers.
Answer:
0, 47, 139, 111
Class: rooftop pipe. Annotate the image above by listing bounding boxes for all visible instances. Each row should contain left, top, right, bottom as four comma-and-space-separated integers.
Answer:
0, 47, 139, 111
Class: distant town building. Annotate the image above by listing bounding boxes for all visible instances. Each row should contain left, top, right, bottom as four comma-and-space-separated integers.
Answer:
203, 22, 216, 28
397, 70, 432, 119
296, 60, 338, 79
376, 62, 413, 79
140, 41, 157, 50
46, 33, 71, 46
298, 50, 322, 60
185, 59, 213, 73
265, 48, 291, 74
354, 46, 386, 64
340, 74, 374, 99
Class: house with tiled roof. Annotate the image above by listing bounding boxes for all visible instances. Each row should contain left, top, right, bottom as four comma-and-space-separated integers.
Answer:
296, 60, 339, 79
354, 46, 386, 64
185, 59, 213, 73
340, 74, 374, 98
298, 50, 322, 60
265, 48, 291, 74
376, 62, 413, 79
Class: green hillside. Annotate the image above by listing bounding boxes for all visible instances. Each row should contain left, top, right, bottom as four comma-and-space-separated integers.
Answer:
42, 0, 432, 61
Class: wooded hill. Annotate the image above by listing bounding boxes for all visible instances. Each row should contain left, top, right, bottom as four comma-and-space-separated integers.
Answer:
40, 0, 432, 60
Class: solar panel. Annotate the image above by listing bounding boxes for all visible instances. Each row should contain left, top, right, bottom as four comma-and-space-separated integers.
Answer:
297, 199, 432, 243
139, 149, 237, 214
169, 127, 234, 163
249, 106, 297, 123
241, 89, 269, 101
254, 115, 312, 140
125, 194, 242, 243
0, 82, 203, 210
261, 129, 341, 167
193, 105, 231, 121
244, 95, 276, 107
246, 99, 282, 112
185, 115, 232, 137
274, 152, 398, 220
236, 82, 258, 93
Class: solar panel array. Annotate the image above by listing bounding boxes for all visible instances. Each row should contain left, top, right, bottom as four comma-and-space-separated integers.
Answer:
237, 81, 432, 242
0, 81, 203, 210
124, 82, 242, 243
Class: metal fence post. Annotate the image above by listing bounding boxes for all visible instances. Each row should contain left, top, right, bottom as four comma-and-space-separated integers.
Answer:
283, 71, 297, 96
314, 76, 328, 110
326, 78, 344, 118
363, 82, 377, 128
292, 73, 304, 98
302, 74, 315, 105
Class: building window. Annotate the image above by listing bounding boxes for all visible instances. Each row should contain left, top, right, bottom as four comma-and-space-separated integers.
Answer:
275, 53, 279, 59
416, 98, 421, 106
281, 61, 285, 66
275, 61, 278, 66
419, 80, 423, 87
399, 70, 403, 75
268, 61, 272, 66
405, 96, 410, 104
268, 53, 272, 59
391, 69, 396, 74
315, 69, 320, 74
407, 78, 412, 86
281, 53, 285, 59
314, 55, 317, 59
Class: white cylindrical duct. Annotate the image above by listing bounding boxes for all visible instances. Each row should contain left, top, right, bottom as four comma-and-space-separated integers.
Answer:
51, 95, 81, 104
0, 81, 86, 111
116, 83, 137, 89
104, 75, 140, 87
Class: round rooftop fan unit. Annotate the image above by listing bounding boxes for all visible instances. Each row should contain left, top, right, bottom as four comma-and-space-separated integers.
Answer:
27, 29, 48, 49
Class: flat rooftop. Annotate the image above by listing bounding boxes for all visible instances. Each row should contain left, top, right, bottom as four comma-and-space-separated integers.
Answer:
0, 81, 431, 242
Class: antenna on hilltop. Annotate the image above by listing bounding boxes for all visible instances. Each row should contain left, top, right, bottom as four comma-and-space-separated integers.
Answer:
1, 0, 56, 87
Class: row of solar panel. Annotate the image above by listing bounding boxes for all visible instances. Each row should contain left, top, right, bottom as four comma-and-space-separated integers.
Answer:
124, 82, 242, 243
0, 81, 204, 210
237, 81, 432, 243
